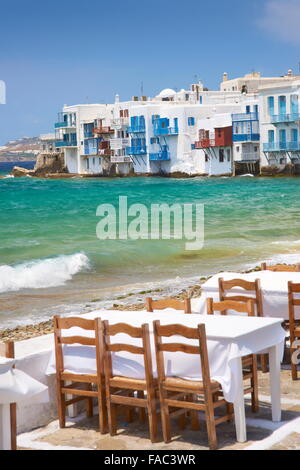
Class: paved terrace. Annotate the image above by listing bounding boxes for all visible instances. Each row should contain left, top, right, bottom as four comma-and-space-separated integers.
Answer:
18, 369, 300, 451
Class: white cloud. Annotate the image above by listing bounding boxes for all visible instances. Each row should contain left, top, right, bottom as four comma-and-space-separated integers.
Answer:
258, 0, 300, 45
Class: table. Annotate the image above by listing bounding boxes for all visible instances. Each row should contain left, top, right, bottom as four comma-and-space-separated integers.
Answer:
46, 309, 286, 443
197, 271, 300, 319
0, 357, 48, 450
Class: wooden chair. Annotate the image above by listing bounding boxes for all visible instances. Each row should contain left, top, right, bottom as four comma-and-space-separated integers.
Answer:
0, 341, 16, 450
207, 298, 259, 413
218, 277, 268, 373
102, 320, 158, 443
54, 316, 107, 433
261, 262, 300, 272
153, 320, 232, 450
288, 282, 300, 380
146, 297, 192, 314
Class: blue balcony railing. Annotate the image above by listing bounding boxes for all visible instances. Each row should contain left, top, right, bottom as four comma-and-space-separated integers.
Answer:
232, 112, 259, 122
233, 133, 260, 142
270, 113, 300, 124
153, 127, 178, 137
55, 140, 77, 148
263, 142, 300, 152
84, 147, 98, 155
125, 146, 147, 155
127, 125, 146, 133
149, 151, 170, 161
55, 122, 68, 129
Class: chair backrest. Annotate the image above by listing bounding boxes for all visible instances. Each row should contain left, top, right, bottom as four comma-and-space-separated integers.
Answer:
218, 277, 263, 316
288, 281, 300, 328
54, 316, 102, 375
261, 262, 300, 272
146, 297, 192, 314
207, 298, 255, 316
102, 321, 154, 386
153, 320, 212, 387
0, 341, 14, 359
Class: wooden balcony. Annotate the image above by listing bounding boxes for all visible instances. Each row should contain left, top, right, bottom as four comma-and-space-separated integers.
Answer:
93, 126, 114, 135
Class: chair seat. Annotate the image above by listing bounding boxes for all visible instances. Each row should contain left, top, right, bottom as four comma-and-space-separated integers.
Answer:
162, 376, 221, 393
109, 376, 157, 391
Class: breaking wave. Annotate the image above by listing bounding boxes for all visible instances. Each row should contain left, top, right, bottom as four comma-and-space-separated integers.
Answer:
0, 253, 90, 293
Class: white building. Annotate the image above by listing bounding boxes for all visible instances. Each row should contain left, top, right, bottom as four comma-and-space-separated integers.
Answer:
259, 78, 300, 168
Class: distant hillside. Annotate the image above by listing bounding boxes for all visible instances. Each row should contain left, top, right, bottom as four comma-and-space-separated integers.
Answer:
0, 136, 40, 161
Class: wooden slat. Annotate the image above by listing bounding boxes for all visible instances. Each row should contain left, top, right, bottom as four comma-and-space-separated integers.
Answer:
59, 336, 96, 346
165, 398, 206, 411
56, 317, 97, 330
61, 387, 97, 398
220, 278, 256, 291
61, 372, 98, 383
108, 343, 144, 354
160, 343, 199, 354
208, 299, 255, 315
146, 297, 192, 314
155, 323, 200, 339
106, 322, 143, 338
110, 394, 148, 407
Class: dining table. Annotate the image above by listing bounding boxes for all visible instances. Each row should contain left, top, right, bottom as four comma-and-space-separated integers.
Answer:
0, 356, 48, 450
46, 308, 286, 443
196, 270, 300, 319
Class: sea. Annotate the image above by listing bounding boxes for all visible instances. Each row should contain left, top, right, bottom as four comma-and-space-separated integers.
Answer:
1, 161, 300, 328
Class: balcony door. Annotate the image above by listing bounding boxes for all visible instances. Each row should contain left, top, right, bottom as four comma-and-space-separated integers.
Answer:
279, 96, 286, 118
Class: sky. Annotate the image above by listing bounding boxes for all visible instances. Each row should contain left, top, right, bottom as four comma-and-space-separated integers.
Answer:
1, 0, 300, 145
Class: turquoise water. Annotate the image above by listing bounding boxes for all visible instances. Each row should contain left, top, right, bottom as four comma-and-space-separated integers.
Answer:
1, 173, 300, 327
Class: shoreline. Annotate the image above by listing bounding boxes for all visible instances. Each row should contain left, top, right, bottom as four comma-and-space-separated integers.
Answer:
0, 265, 264, 343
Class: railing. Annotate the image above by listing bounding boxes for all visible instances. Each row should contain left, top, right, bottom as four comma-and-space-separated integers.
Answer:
127, 125, 146, 133
55, 140, 77, 147
270, 113, 300, 124
110, 138, 130, 150
233, 133, 260, 142
111, 156, 132, 163
125, 146, 147, 155
236, 153, 260, 161
84, 147, 98, 155
93, 126, 114, 134
153, 127, 178, 136
232, 112, 259, 121
194, 138, 215, 149
263, 142, 300, 152
149, 151, 170, 161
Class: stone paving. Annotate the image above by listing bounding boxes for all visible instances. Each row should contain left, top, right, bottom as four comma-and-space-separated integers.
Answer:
17, 369, 300, 451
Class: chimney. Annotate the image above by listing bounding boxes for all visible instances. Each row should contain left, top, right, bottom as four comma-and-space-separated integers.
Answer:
288, 69, 293, 77
223, 72, 228, 82
115, 93, 120, 103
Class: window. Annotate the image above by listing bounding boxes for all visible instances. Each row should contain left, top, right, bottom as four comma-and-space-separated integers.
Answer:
227, 149, 231, 161
199, 96, 203, 104
219, 149, 224, 162
188, 117, 195, 126
236, 146, 240, 152
150, 137, 159, 144
291, 128, 298, 142
254, 146, 258, 152
191, 144, 195, 150
205, 153, 209, 162
291, 95, 299, 116
254, 104, 258, 114
268, 130, 275, 143
268, 96, 274, 116
246, 105, 251, 114
279, 96, 286, 116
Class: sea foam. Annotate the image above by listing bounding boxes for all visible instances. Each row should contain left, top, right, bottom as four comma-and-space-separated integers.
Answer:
0, 253, 90, 293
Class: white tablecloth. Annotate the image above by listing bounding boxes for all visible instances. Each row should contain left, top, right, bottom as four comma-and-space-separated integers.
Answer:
0, 357, 48, 405
197, 271, 300, 319
46, 309, 285, 403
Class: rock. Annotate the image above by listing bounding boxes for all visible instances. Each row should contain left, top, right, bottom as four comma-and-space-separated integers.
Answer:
11, 166, 35, 177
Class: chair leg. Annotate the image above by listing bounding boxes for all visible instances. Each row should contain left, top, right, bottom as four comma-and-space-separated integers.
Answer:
260, 354, 269, 373
97, 382, 107, 434
160, 389, 171, 443
226, 402, 234, 422
147, 389, 158, 443
291, 342, 299, 381
126, 391, 134, 423
137, 391, 146, 423
250, 355, 259, 413
106, 397, 117, 436
204, 395, 218, 450
56, 378, 66, 428
190, 394, 200, 431
86, 384, 94, 418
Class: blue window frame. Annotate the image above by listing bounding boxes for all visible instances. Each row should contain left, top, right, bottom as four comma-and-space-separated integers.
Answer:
268, 130, 274, 143
279, 96, 286, 116
291, 95, 299, 115
268, 96, 274, 116
246, 105, 251, 114
188, 117, 195, 126
292, 128, 298, 142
